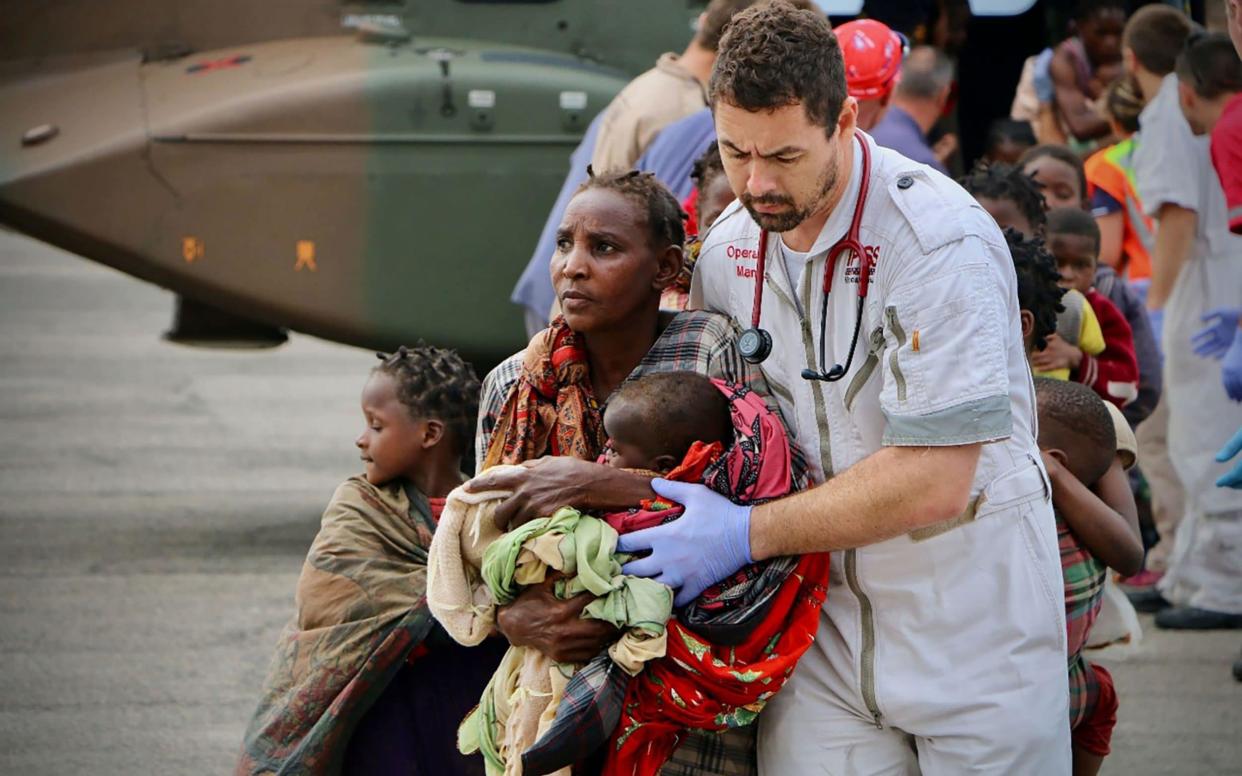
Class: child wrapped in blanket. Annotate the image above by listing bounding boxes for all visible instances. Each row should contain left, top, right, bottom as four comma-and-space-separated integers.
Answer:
428, 372, 829, 776
238, 346, 505, 776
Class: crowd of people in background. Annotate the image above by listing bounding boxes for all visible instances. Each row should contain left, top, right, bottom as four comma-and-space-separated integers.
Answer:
237, 2, 1242, 775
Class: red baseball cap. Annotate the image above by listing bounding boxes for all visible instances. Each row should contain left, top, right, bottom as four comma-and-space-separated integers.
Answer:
834, 19, 908, 100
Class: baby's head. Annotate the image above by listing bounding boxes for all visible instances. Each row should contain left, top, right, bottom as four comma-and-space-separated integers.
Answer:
356, 344, 480, 486
602, 372, 733, 474
1034, 377, 1117, 488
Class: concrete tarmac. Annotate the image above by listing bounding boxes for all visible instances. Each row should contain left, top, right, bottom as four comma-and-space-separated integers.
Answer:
0, 231, 1238, 774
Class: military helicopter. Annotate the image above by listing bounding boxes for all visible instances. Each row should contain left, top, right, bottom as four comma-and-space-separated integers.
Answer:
0, 0, 1037, 367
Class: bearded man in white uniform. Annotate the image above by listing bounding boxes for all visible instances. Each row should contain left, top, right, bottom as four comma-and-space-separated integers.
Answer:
615, 4, 1071, 773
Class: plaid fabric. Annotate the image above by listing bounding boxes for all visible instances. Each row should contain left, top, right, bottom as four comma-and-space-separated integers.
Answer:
520, 653, 629, 775
476, 310, 772, 473
1069, 656, 1101, 732
659, 727, 758, 776
530, 602, 760, 776
1072, 663, 1118, 756
1058, 511, 1106, 729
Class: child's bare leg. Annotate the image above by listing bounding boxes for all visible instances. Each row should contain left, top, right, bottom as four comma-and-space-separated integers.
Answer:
1072, 745, 1104, 776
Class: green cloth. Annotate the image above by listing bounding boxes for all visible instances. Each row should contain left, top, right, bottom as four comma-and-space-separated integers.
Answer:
462, 506, 672, 774
481, 506, 581, 605
480, 506, 671, 630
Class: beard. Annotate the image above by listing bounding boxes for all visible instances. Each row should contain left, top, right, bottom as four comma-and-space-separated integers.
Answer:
740, 157, 839, 233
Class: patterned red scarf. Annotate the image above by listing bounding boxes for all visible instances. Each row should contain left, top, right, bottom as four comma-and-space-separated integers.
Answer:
604, 555, 828, 775
482, 316, 605, 470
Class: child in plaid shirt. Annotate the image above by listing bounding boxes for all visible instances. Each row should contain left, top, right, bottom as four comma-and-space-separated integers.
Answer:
1009, 229, 1144, 775
1034, 377, 1144, 776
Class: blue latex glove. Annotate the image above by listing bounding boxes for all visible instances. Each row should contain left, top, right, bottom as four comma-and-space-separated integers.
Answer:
1033, 48, 1055, 104
1215, 427, 1242, 488
1147, 307, 1164, 358
1223, 333, 1242, 401
1191, 307, 1242, 358
617, 478, 752, 607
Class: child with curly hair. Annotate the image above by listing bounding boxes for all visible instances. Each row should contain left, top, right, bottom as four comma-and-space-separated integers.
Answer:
239, 345, 505, 776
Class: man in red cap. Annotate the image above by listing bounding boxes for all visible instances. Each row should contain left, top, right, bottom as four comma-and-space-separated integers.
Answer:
833, 19, 906, 130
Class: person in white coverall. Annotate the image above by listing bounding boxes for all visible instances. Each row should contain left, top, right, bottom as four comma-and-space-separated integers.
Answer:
614, 5, 1071, 773
1130, 16, 1242, 628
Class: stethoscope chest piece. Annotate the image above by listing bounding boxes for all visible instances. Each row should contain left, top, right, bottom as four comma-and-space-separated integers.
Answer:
739, 327, 773, 364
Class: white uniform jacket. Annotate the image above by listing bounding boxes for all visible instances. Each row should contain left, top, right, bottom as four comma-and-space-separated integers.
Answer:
691, 132, 1070, 774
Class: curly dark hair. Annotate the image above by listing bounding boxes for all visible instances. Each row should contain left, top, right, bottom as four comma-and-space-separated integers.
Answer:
576, 166, 687, 250
959, 161, 1048, 234
709, 1, 847, 136
1019, 144, 1088, 208
690, 142, 725, 192
1005, 228, 1064, 352
373, 344, 481, 457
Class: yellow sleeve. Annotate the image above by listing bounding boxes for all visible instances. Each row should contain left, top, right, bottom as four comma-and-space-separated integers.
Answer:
1077, 296, 1105, 356
1032, 367, 1071, 381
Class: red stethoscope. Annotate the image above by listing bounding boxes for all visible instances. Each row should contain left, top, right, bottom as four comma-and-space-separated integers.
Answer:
737, 133, 874, 382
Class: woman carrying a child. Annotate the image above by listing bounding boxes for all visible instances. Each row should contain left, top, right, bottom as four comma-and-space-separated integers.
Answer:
467, 168, 824, 776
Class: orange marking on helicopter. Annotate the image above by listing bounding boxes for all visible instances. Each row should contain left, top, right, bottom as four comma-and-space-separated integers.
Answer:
295, 240, 317, 272
182, 236, 204, 263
